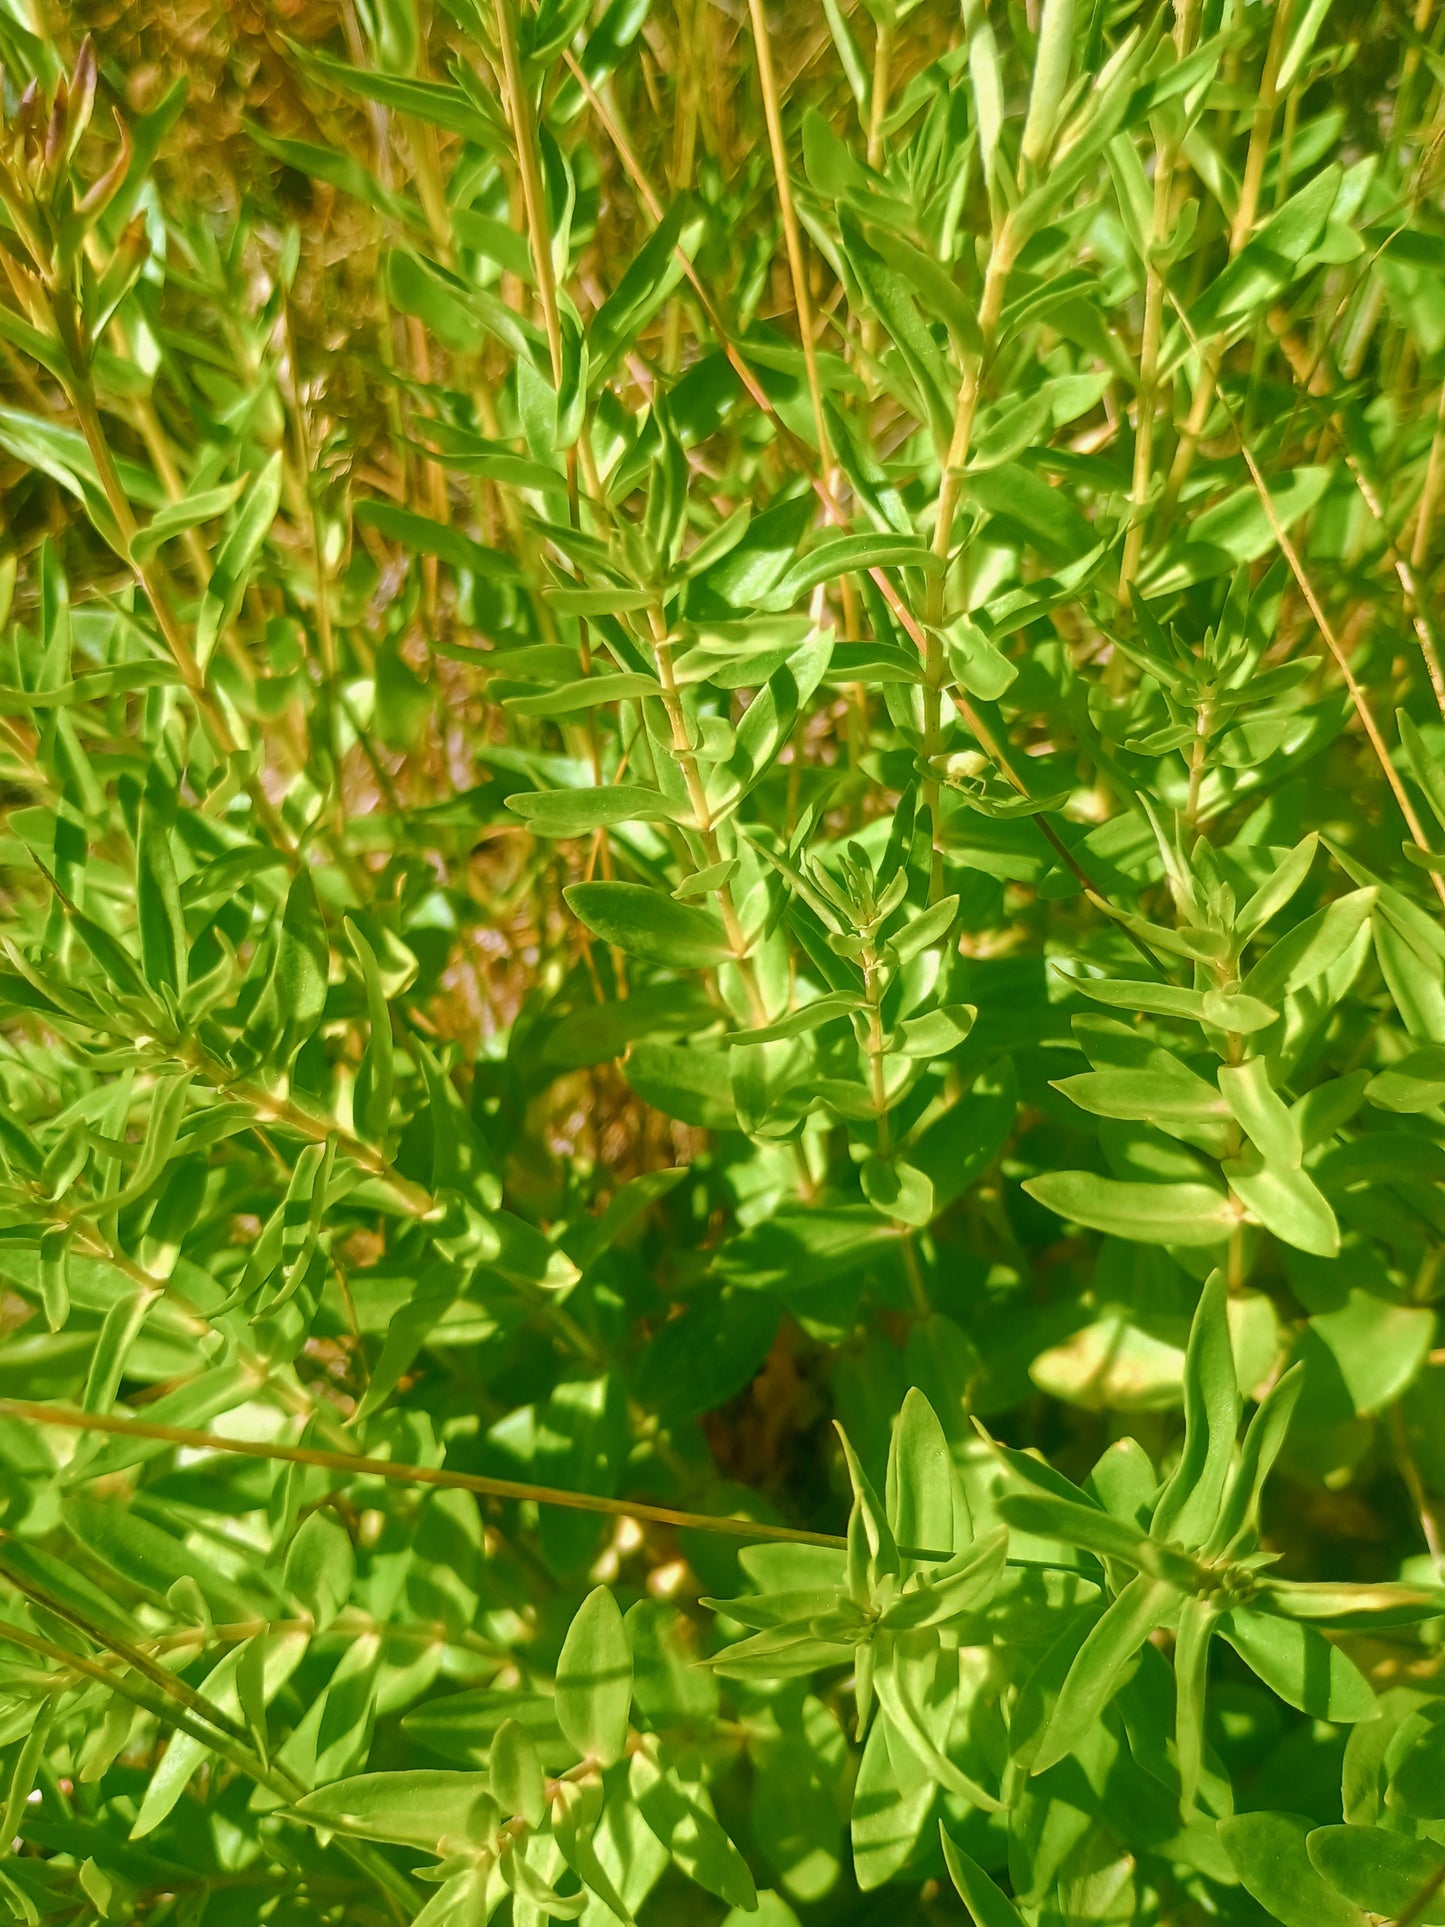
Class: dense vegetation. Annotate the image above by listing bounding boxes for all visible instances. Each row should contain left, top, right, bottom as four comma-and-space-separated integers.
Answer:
3, 0, 1445, 1919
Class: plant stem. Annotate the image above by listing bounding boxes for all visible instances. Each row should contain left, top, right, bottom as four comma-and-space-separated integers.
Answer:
1161, 0, 1297, 521
745, 0, 832, 480
493, 0, 563, 387
647, 613, 768, 1023
923, 225, 1018, 898
1411, 374, 1445, 574
1171, 294, 1445, 903
0, 1398, 953, 1560
1119, 0, 1197, 601
68, 378, 297, 861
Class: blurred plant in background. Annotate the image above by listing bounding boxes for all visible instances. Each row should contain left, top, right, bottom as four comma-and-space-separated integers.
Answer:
4, 0, 1445, 1919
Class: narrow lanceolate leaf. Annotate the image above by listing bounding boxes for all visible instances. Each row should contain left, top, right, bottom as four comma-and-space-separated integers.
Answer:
554, 1587, 633, 1768
1150, 1270, 1240, 1549
346, 918, 394, 1147
1021, 0, 1076, 167
1224, 1159, 1340, 1257
872, 1658, 1005, 1811
941, 1826, 1028, 1927
1218, 1609, 1375, 1722
194, 455, 283, 670
136, 799, 186, 997
1032, 1575, 1176, 1773
1208, 1365, 1304, 1557
879, 1527, 1009, 1630
292, 1773, 498, 1851
629, 1749, 758, 1909
489, 1718, 546, 1830
1307, 1827, 1445, 1924
995, 1492, 1149, 1569
277, 869, 329, 1052
507, 786, 682, 836
564, 882, 732, 968
1023, 1172, 1238, 1246
885, 1387, 967, 1566
553, 1780, 634, 1924
1221, 1811, 1368, 1927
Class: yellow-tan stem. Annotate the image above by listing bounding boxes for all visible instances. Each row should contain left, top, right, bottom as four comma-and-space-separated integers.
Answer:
746, 0, 833, 477
1163, 0, 1297, 516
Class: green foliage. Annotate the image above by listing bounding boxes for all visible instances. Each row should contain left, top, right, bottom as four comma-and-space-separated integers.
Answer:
2, 0, 1445, 1922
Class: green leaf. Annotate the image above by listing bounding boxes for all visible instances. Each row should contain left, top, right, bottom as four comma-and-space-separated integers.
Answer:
1064, 969, 1278, 1031
1052, 1067, 1229, 1127
1032, 1574, 1176, 1772
885, 1387, 966, 1564
1174, 1594, 1221, 1813
850, 1713, 932, 1890
355, 498, 524, 580
943, 618, 1017, 700
130, 477, 248, 563
966, 463, 1095, 566
835, 1421, 899, 1591
287, 41, 502, 144
1389, 1717, 1445, 1817
726, 990, 863, 1044
878, 1526, 1009, 1629
625, 1042, 736, 1129
1023, 1171, 1237, 1245
1300, 1289, 1436, 1416
553, 1779, 635, 1924
872, 1654, 1004, 1810
276, 869, 330, 1055
283, 1511, 355, 1632
83, 1287, 156, 1416
1218, 1608, 1375, 1721
1219, 1811, 1367, 1927
504, 671, 661, 712
244, 123, 416, 231
1263, 1580, 1445, 1630
1207, 1364, 1304, 1556
555, 1587, 633, 1768
888, 896, 960, 966
626, 1601, 720, 1730
630, 1749, 758, 1910
347, 918, 394, 1146
1021, 0, 1076, 167
1307, 1825, 1445, 1923
1191, 167, 1343, 335
1219, 1057, 1302, 1166
136, 798, 186, 998
589, 198, 706, 383
195, 455, 283, 671
1239, 833, 1319, 936
940, 1826, 1027, 1927
760, 534, 941, 611
1183, 466, 1333, 569
1226, 1159, 1341, 1258
132, 1724, 210, 1840
838, 219, 953, 443
1366, 1046, 1445, 1112
490, 1717, 547, 1830
292, 1772, 497, 1850
565, 882, 732, 967
1151, 1271, 1240, 1548
507, 785, 682, 836
996, 1491, 1151, 1569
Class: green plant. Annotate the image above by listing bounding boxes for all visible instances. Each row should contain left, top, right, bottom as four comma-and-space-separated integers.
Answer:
3, 0, 1445, 1919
